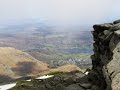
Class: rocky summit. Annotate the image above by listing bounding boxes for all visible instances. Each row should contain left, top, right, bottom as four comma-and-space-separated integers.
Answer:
10, 20, 120, 90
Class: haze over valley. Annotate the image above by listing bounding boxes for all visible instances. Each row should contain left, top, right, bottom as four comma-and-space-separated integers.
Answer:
0, 21, 93, 69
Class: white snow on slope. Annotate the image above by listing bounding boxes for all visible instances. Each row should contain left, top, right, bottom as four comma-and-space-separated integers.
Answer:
0, 83, 16, 90
36, 75, 54, 80
0, 75, 54, 90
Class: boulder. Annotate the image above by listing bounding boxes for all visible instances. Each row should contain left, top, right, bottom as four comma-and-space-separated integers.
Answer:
110, 23, 120, 31
93, 23, 112, 31
113, 19, 120, 24
66, 84, 85, 90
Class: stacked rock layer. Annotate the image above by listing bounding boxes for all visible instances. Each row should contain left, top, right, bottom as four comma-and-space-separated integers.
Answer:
92, 20, 120, 90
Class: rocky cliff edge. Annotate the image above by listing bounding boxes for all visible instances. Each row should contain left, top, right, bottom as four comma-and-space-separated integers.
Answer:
92, 19, 120, 90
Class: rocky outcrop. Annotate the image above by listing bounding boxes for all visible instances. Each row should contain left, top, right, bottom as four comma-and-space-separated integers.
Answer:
9, 72, 91, 90
92, 20, 120, 90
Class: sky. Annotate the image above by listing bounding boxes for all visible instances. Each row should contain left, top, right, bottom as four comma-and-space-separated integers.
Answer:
0, 0, 120, 26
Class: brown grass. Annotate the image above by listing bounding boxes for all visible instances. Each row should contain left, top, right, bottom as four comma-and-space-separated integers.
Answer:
36, 64, 85, 76
0, 47, 49, 79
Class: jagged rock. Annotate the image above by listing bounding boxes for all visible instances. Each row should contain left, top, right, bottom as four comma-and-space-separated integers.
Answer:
112, 73, 120, 90
104, 30, 111, 35
10, 72, 90, 90
113, 19, 120, 24
104, 32, 113, 41
91, 85, 100, 90
79, 83, 92, 89
66, 84, 85, 90
114, 30, 120, 36
107, 39, 120, 79
92, 20, 120, 90
93, 23, 112, 32
56, 84, 66, 90
110, 23, 120, 31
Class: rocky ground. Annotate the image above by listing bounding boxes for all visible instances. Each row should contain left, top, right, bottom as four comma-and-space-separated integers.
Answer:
9, 71, 100, 90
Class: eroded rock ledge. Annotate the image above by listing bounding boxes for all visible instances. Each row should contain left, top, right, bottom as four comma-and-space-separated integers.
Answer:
92, 19, 120, 90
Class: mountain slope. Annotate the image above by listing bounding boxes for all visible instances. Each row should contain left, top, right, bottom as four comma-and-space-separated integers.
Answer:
0, 47, 49, 83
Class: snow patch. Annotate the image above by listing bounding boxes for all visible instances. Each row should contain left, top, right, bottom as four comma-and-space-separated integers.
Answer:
0, 83, 16, 90
0, 75, 54, 90
36, 75, 54, 79
85, 71, 89, 75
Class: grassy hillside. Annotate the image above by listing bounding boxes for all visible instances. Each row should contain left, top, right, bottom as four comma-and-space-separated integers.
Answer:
27, 50, 92, 68
0, 47, 49, 83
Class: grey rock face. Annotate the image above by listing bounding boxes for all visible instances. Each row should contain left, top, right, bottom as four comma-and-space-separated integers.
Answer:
10, 72, 92, 90
112, 73, 120, 90
66, 84, 85, 90
80, 83, 92, 89
92, 19, 120, 90
93, 24, 112, 31
110, 23, 120, 31
91, 85, 100, 90
113, 19, 120, 24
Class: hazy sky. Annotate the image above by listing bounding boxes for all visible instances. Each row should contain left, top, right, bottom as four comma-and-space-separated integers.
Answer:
0, 0, 120, 26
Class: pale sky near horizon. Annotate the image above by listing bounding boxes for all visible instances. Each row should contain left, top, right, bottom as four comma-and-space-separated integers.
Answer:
0, 0, 120, 26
